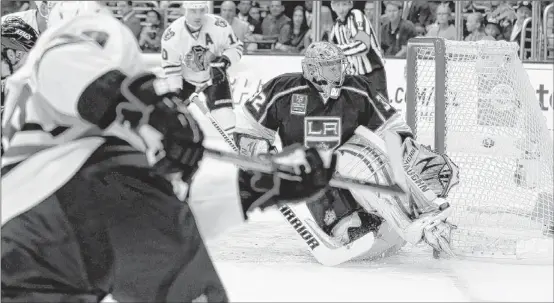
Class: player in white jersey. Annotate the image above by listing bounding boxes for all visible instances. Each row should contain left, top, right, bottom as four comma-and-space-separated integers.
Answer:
161, 0, 243, 138
1, 2, 338, 301
1, 1, 143, 169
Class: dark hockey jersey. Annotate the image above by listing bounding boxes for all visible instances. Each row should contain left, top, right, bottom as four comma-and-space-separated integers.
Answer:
236, 72, 412, 152
1, 137, 228, 302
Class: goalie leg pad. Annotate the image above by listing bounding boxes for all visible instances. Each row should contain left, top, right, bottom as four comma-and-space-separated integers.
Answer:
401, 137, 460, 215
337, 127, 454, 246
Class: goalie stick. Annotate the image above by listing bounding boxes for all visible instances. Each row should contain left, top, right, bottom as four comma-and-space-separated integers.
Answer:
186, 92, 409, 266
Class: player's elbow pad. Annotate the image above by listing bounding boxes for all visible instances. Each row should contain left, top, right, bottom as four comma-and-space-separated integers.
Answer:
77, 69, 128, 129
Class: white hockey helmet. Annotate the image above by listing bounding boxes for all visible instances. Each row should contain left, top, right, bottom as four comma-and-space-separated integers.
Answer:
47, 1, 112, 27
181, 1, 209, 10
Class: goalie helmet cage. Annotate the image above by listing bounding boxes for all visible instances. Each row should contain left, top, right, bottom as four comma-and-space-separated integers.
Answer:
405, 38, 553, 262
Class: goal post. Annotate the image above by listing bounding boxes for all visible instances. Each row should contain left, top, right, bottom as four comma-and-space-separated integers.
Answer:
405, 37, 553, 261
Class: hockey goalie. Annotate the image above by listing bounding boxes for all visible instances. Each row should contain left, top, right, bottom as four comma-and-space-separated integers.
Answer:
235, 41, 461, 266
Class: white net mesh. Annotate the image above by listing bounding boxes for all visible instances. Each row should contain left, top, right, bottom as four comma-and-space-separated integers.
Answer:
407, 39, 553, 260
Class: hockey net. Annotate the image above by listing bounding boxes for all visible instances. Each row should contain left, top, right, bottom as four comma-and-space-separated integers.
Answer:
404, 38, 553, 261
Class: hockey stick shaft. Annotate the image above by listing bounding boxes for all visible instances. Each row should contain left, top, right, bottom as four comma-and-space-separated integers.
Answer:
189, 96, 405, 195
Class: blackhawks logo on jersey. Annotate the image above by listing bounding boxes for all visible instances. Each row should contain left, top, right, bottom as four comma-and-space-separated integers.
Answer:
163, 28, 175, 41
184, 45, 210, 72
214, 18, 228, 28
304, 117, 342, 150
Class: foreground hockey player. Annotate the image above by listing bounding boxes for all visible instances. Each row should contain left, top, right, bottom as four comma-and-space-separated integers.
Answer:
235, 41, 460, 265
1, 2, 337, 302
161, 0, 242, 140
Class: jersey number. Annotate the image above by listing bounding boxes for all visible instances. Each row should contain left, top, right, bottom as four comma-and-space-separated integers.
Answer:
161, 48, 168, 60
246, 91, 268, 120
228, 33, 237, 45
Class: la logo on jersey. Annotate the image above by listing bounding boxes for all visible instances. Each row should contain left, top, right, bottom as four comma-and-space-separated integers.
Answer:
304, 117, 341, 150
290, 94, 307, 115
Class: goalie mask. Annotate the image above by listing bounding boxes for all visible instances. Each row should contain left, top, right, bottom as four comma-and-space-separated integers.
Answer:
302, 42, 350, 100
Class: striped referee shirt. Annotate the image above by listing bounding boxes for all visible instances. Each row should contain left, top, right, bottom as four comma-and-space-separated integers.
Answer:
329, 9, 385, 75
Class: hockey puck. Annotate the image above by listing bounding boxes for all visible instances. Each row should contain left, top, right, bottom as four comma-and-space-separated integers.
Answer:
482, 138, 495, 148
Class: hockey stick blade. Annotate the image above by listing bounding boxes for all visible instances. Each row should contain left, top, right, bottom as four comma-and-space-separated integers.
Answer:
204, 148, 406, 195
279, 204, 376, 266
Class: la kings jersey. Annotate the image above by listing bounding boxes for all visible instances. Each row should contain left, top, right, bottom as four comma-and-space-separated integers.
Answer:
1, 13, 146, 168
161, 14, 243, 86
235, 73, 412, 154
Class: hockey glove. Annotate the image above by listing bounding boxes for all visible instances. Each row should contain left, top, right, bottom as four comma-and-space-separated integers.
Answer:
210, 55, 230, 84
242, 144, 337, 212
117, 73, 205, 182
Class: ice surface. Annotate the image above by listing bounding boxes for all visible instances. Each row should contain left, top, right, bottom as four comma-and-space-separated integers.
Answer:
190, 115, 553, 302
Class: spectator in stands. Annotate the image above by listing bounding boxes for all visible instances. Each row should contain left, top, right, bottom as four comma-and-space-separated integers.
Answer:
509, 2, 532, 58
403, 1, 433, 28
485, 22, 503, 40
138, 9, 164, 52
426, 3, 456, 40
237, 1, 251, 22
221, 1, 251, 42
118, 1, 142, 39
304, 0, 313, 27
364, 1, 376, 24
303, 5, 334, 50
260, 0, 291, 49
275, 5, 309, 52
381, 1, 417, 58
414, 23, 427, 37
485, 0, 516, 40
465, 12, 495, 41
258, 1, 270, 19
463, 1, 488, 14
248, 4, 263, 34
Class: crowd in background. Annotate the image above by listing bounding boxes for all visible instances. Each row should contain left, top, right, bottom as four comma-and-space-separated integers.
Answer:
2, 1, 553, 61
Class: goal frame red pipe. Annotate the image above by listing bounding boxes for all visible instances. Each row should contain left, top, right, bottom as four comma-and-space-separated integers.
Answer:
405, 37, 447, 154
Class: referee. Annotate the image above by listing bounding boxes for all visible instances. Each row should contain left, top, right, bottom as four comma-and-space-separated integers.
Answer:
329, 1, 389, 102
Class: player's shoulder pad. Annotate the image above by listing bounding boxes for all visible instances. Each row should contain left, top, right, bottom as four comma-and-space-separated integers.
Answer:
209, 14, 230, 28
244, 73, 306, 121
344, 75, 390, 104
264, 72, 306, 94
343, 74, 370, 90
163, 16, 185, 42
